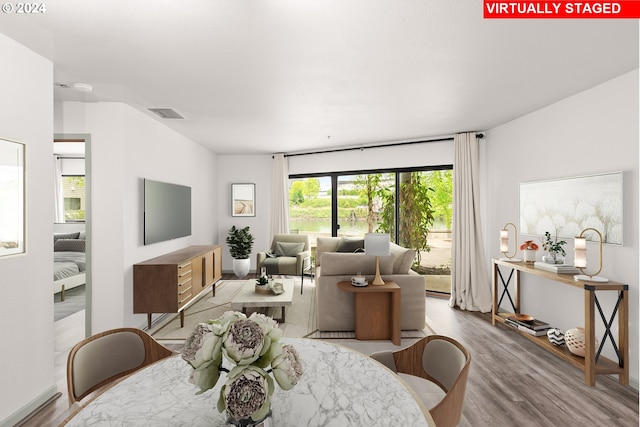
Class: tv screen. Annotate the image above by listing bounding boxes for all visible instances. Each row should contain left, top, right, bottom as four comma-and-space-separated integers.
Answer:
144, 179, 191, 245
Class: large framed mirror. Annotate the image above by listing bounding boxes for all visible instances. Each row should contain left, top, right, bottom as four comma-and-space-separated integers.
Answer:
0, 138, 25, 257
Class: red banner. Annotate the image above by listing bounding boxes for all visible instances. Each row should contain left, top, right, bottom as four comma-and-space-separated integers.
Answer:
484, 1, 640, 18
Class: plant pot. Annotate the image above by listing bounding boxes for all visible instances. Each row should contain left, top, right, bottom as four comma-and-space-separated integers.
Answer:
523, 249, 536, 263
233, 258, 251, 279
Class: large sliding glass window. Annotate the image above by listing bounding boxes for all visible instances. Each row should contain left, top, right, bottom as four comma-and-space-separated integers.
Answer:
289, 166, 452, 294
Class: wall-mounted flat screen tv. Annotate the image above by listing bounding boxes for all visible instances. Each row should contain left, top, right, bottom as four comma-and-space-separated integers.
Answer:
144, 179, 191, 245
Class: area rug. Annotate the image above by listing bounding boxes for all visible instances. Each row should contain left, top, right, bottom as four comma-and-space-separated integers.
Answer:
151, 277, 435, 355
150, 277, 317, 341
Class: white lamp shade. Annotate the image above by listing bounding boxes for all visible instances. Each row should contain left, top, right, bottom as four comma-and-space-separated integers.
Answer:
364, 233, 390, 256
574, 237, 587, 268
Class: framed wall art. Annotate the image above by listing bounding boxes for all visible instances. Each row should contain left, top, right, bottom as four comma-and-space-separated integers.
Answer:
231, 183, 255, 217
0, 138, 25, 257
519, 171, 623, 245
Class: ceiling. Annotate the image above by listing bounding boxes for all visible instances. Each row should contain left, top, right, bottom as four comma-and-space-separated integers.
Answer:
2, 1, 637, 155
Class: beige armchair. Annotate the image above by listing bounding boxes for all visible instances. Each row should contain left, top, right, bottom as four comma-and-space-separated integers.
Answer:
256, 233, 312, 294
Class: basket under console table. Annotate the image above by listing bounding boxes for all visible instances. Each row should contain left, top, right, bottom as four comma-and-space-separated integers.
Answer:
491, 258, 628, 387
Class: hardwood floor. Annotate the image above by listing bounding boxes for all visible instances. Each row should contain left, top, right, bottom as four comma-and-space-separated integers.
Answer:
17, 289, 639, 426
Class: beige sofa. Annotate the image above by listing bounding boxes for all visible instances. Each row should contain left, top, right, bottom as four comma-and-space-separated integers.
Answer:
315, 236, 426, 332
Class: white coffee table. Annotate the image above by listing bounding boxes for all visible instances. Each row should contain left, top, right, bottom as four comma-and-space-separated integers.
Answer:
230, 278, 294, 322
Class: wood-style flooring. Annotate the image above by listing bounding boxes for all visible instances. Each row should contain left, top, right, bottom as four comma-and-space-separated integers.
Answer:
17, 284, 639, 426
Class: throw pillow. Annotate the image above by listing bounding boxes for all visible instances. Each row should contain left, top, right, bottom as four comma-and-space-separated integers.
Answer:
335, 237, 364, 253
54, 238, 86, 252
275, 241, 305, 257
390, 243, 416, 274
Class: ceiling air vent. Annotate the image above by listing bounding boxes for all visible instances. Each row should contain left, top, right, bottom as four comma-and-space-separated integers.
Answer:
148, 108, 184, 119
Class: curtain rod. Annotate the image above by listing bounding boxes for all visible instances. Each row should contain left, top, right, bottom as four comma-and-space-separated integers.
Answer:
281, 133, 484, 158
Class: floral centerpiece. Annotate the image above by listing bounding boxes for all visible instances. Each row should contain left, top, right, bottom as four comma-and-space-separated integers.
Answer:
182, 311, 303, 425
519, 240, 539, 263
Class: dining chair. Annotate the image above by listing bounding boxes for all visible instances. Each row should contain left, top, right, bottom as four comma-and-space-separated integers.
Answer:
370, 335, 471, 427
66, 327, 174, 406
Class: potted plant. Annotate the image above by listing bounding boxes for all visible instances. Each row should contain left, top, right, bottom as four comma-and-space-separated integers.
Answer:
541, 231, 566, 264
519, 240, 539, 263
226, 225, 255, 278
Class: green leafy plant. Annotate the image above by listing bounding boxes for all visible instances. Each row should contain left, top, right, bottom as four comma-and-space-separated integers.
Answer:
226, 226, 255, 259
255, 276, 269, 286
542, 231, 566, 256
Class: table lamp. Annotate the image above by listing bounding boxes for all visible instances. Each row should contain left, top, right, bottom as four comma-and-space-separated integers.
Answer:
365, 233, 390, 286
573, 227, 608, 283
499, 222, 521, 262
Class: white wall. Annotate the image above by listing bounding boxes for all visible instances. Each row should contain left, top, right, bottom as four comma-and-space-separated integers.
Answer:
481, 70, 639, 385
55, 101, 218, 331
217, 155, 272, 273
0, 34, 55, 425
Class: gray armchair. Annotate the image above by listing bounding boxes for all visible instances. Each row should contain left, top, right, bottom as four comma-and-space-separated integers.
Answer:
256, 233, 312, 294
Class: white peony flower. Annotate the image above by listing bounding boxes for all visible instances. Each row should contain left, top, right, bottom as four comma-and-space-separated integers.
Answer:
271, 344, 303, 390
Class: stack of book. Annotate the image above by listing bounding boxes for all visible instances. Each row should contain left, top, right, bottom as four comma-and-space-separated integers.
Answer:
504, 316, 552, 336
533, 261, 579, 274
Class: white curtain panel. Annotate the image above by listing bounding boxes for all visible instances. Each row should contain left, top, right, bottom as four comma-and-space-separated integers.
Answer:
54, 155, 65, 223
270, 153, 290, 238
450, 132, 491, 312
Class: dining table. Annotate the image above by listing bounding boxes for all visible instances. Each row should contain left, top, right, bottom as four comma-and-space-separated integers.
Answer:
62, 337, 435, 426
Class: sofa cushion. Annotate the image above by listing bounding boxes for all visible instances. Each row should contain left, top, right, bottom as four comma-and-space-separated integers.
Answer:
390, 243, 416, 274
275, 241, 305, 257
335, 237, 365, 253
320, 252, 394, 276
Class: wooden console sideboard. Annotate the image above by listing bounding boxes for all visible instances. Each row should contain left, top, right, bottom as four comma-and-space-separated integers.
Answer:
492, 258, 628, 386
134, 245, 222, 329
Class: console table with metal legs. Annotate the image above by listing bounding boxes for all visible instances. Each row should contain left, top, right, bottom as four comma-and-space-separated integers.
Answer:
491, 258, 628, 387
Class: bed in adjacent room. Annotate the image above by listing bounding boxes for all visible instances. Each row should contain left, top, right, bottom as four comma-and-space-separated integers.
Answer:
53, 232, 86, 298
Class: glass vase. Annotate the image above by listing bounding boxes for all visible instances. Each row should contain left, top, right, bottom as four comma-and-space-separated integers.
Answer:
542, 252, 564, 264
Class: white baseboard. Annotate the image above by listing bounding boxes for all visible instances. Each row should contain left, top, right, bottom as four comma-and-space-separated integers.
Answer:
1, 385, 59, 427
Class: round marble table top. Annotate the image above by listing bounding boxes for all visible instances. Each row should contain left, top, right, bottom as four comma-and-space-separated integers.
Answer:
64, 337, 434, 426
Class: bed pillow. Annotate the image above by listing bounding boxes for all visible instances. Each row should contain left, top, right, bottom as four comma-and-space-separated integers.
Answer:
275, 241, 305, 257
54, 238, 86, 253
54, 232, 80, 242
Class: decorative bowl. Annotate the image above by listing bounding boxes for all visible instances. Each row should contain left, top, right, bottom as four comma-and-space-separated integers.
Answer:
546, 328, 565, 346
513, 313, 534, 322
565, 327, 598, 357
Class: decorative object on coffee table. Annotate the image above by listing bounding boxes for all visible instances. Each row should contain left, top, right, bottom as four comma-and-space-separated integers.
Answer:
546, 328, 565, 346
541, 230, 566, 264
499, 222, 521, 262
255, 276, 271, 294
573, 227, 609, 283
365, 233, 390, 285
